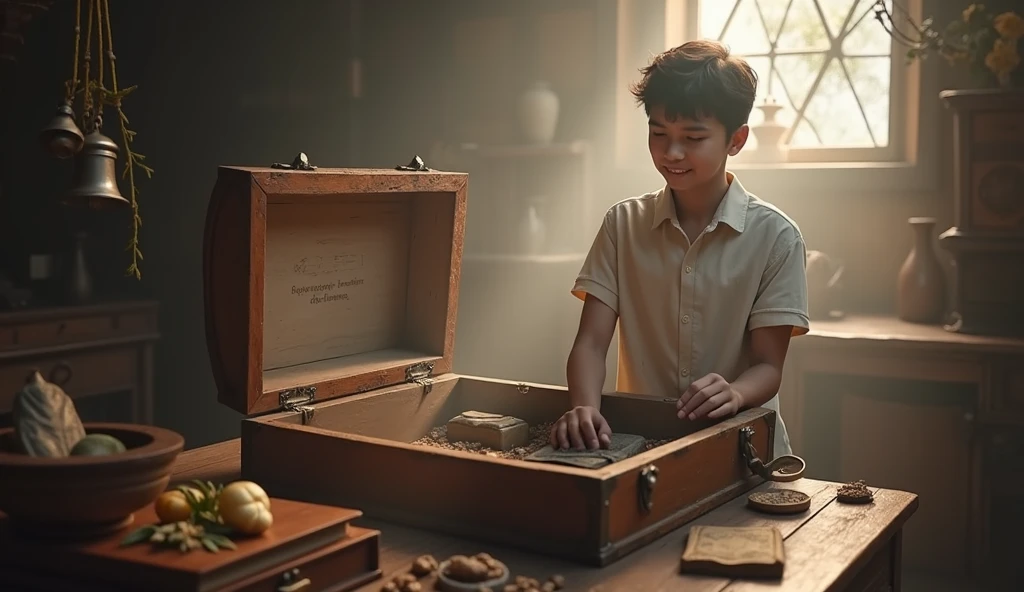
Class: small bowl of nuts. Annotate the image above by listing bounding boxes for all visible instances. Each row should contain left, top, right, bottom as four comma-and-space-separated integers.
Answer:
435, 553, 509, 592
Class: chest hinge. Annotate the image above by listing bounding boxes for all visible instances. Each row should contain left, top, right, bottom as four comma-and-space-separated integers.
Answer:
405, 361, 435, 394
279, 386, 316, 425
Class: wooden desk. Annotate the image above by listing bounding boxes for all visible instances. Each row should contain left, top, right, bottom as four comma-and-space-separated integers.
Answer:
780, 314, 1024, 585
172, 439, 918, 592
0, 300, 159, 424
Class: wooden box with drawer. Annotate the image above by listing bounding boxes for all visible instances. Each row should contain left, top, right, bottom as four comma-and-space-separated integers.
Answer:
0, 301, 159, 423
201, 165, 803, 566
939, 89, 1024, 337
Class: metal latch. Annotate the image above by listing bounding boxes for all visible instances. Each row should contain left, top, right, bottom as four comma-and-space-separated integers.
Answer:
405, 361, 435, 394
279, 386, 316, 425
739, 426, 806, 482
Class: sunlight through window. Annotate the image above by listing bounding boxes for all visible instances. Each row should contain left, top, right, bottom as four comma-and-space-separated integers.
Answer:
689, 0, 897, 154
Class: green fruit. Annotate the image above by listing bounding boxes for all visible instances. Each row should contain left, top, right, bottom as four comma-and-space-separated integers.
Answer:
70, 434, 128, 456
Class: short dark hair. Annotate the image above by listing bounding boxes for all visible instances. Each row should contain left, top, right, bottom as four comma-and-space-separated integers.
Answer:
629, 40, 758, 136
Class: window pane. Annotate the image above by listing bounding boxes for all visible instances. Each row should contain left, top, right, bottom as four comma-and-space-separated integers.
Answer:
819, 0, 859, 39
693, 0, 893, 153
800, 58, 874, 147
720, 0, 771, 55
775, 0, 830, 52
842, 5, 893, 56
774, 53, 827, 109
699, 0, 735, 40
757, 0, 789, 44
790, 117, 820, 146
845, 57, 891, 145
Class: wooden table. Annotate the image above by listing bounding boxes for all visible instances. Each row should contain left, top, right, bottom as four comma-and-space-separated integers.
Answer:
173, 439, 918, 592
779, 314, 1024, 583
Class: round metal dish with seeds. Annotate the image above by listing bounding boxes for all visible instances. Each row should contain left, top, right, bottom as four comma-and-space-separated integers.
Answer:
836, 480, 874, 504
746, 489, 811, 514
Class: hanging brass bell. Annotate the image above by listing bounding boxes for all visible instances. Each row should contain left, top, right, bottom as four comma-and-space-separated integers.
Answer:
63, 128, 130, 209
39, 103, 85, 159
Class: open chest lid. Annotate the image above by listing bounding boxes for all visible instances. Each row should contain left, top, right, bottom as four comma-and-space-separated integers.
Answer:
202, 164, 467, 416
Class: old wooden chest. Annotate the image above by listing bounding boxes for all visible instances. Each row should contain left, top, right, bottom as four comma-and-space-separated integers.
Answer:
202, 165, 796, 566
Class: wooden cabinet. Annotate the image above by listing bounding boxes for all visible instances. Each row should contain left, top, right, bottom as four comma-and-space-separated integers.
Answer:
780, 315, 1024, 588
0, 300, 159, 424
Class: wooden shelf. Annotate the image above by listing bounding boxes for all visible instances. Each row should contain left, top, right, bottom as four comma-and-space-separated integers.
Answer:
463, 252, 585, 264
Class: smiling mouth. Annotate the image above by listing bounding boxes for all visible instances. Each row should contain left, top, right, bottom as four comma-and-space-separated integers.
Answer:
665, 167, 691, 175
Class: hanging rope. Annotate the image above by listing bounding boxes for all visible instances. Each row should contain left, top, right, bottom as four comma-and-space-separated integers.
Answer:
93, 0, 104, 129
100, 0, 151, 279
64, 0, 81, 105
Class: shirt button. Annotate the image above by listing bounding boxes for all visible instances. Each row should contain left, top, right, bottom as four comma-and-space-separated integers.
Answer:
681, 368, 690, 377
681, 314, 690, 324
685, 266, 692, 274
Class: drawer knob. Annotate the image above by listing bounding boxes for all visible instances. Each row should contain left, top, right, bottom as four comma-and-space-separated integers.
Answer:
277, 568, 311, 592
49, 361, 73, 387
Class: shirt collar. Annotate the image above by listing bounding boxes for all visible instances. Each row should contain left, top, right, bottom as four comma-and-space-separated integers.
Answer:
651, 171, 749, 233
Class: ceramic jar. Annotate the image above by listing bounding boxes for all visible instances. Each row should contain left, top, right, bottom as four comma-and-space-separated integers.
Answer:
897, 217, 946, 323
518, 81, 559, 144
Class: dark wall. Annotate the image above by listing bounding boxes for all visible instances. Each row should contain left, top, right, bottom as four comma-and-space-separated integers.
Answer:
2, 0, 1016, 448
0, 0, 615, 448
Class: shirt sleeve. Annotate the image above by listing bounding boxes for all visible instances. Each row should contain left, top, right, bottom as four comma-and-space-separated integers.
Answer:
748, 230, 810, 336
571, 209, 619, 313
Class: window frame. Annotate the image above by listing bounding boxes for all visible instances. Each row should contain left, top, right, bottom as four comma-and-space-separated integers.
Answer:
614, 0, 942, 196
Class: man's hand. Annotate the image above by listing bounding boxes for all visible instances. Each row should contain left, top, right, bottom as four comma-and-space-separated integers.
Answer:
676, 373, 743, 421
550, 406, 613, 450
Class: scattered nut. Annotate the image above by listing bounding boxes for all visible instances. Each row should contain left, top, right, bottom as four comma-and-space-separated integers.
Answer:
503, 586, 519, 592
380, 582, 398, 592
541, 583, 556, 592
549, 575, 565, 590
399, 581, 421, 592
446, 555, 491, 583
396, 573, 417, 585
411, 554, 438, 577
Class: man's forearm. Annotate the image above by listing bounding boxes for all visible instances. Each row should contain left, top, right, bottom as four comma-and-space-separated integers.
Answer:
566, 343, 606, 409
731, 362, 783, 409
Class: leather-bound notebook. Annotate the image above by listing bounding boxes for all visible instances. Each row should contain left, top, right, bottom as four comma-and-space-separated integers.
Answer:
679, 525, 785, 579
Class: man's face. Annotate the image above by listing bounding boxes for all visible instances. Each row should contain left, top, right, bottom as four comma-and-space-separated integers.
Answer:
647, 104, 747, 192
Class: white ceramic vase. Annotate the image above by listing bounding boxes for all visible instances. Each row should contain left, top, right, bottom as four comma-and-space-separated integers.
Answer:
748, 98, 790, 163
518, 81, 559, 144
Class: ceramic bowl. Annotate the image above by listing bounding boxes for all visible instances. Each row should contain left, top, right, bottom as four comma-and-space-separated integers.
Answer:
435, 558, 510, 592
0, 422, 184, 540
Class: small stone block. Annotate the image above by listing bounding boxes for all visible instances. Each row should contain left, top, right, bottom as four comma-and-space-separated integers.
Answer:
446, 410, 530, 451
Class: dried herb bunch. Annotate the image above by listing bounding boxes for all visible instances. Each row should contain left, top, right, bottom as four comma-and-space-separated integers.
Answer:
64, 0, 153, 278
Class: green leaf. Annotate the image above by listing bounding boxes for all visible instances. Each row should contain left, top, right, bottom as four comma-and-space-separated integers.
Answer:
179, 486, 202, 508
205, 533, 237, 550
120, 525, 157, 547
201, 538, 220, 553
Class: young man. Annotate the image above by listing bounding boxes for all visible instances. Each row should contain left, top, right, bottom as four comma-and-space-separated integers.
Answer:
549, 40, 809, 460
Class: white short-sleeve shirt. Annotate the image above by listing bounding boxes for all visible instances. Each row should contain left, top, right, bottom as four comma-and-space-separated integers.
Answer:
572, 172, 809, 459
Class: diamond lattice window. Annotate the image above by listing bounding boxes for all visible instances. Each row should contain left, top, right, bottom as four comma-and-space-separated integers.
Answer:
694, 0, 896, 153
